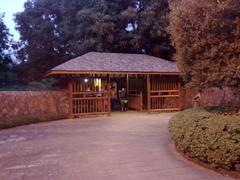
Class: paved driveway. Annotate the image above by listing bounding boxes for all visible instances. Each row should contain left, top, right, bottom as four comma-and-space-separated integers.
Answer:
0, 112, 232, 180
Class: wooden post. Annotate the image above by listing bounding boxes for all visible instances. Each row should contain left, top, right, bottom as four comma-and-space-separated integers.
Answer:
68, 81, 73, 119
147, 74, 151, 113
126, 74, 129, 96
107, 75, 111, 116
178, 75, 181, 111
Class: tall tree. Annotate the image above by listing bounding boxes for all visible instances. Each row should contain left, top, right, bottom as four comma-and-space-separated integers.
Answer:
120, 0, 174, 58
0, 13, 15, 87
15, 0, 133, 81
169, 0, 240, 90
15, 0, 173, 82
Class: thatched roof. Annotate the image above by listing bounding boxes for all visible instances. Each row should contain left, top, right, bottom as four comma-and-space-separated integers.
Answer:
50, 52, 179, 74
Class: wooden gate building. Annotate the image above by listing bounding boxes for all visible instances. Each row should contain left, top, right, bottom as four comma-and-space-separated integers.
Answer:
48, 52, 180, 118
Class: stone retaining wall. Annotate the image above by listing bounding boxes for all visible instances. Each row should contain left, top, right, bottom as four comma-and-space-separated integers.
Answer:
0, 91, 69, 118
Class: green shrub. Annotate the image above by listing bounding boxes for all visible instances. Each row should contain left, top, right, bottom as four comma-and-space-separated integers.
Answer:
169, 109, 240, 171
0, 113, 67, 129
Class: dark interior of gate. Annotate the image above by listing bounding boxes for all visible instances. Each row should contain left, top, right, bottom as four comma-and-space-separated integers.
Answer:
68, 74, 180, 118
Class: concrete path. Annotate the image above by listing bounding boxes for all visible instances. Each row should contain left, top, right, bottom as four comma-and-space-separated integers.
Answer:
0, 112, 233, 180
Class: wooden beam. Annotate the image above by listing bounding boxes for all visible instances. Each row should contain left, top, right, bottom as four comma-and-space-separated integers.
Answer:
178, 75, 181, 111
150, 90, 179, 93
68, 81, 73, 119
126, 74, 129, 96
107, 74, 111, 116
149, 108, 179, 112
150, 95, 180, 98
47, 70, 180, 76
147, 74, 151, 113
72, 97, 108, 100
73, 112, 109, 116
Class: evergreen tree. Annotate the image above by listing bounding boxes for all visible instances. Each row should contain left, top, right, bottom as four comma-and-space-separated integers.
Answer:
0, 13, 15, 87
122, 0, 174, 58
15, 0, 173, 81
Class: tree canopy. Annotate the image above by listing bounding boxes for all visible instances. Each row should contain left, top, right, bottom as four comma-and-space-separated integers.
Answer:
0, 13, 15, 87
169, 0, 240, 90
15, 0, 174, 82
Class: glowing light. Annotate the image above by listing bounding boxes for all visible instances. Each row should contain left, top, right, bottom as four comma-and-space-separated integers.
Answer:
94, 78, 101, 87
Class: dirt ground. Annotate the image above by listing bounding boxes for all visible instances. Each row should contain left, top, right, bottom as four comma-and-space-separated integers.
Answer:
0, 112, 233, 180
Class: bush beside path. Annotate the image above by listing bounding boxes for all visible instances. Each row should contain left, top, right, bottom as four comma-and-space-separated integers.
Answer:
169, 109, 240, 175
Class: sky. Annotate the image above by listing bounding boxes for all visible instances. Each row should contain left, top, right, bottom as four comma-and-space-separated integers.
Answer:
0, 0, 27, 41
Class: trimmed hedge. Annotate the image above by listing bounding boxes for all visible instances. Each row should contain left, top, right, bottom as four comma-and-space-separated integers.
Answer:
0, 113, 67, 129
169, 109, 240, 171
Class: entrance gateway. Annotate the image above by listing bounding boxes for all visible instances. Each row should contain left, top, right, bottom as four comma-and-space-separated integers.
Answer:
48, 52, 181, 118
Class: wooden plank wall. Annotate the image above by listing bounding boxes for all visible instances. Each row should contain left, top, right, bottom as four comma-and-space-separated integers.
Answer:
128, 93, 143, 111
129, 78, 146, 95
128, 77, 147, 110
149, 75, 180, 111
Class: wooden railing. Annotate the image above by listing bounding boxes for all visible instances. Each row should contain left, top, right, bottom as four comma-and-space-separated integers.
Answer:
72, 95, 109, 116
69, 81, 110, 118
149, 76, 180, 112
150, 97, 179, 111
149, 90, 180, 111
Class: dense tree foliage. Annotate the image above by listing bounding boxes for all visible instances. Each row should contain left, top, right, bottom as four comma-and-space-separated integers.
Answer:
15, 0, 173, 82
169, 0, 240, 90
0, 14, 16, 87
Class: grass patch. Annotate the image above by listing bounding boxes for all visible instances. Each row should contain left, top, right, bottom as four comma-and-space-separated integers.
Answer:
169, 108, 240, 171
0, 113, 68, 129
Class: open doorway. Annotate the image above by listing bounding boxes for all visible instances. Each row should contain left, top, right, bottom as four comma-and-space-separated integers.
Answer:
109, 76, 146, 112
109, 78, 127, 111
